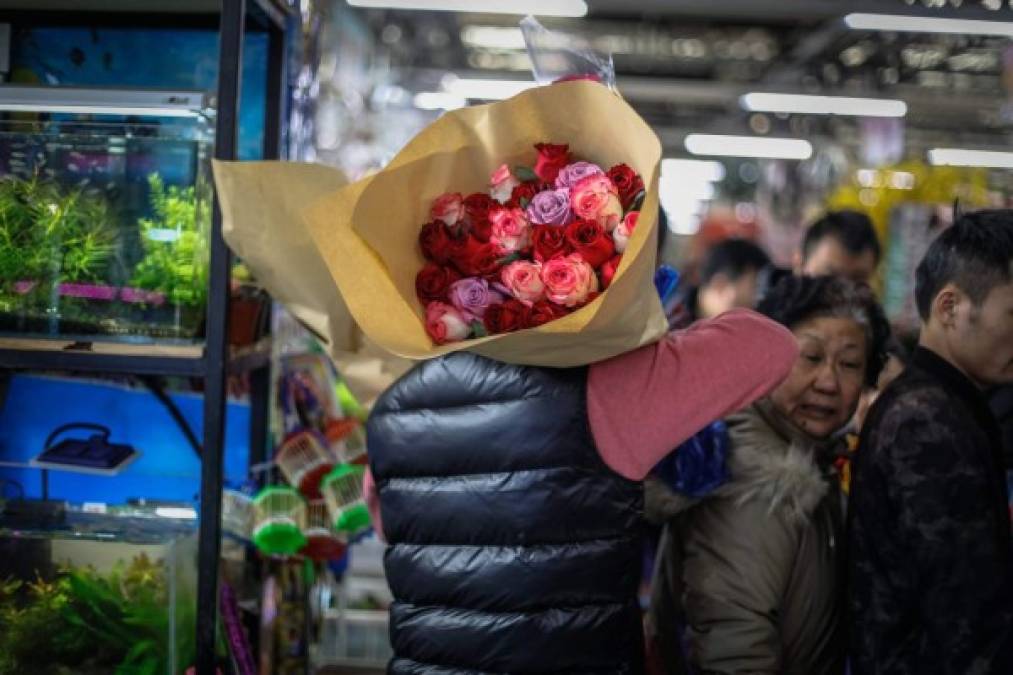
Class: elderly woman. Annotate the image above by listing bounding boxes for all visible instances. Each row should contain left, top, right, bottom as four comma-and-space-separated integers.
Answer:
647, 275, 890, 675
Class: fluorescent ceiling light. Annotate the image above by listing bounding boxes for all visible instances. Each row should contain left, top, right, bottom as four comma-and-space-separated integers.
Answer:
844, 13, 1013, 37
413, 92, 467, 110
348, 0, 588, 17
442, 77, 537, 100
685, 134, 813, 160
661, 158, 727, 182
0, 86, 208, 118
461, 26, 527, 50
928, 148, 1013, 168
740, 93, 907, 118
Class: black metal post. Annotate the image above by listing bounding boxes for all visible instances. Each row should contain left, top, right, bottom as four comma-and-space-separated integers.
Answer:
264, 17, 286, 161
196, 0, 245, 673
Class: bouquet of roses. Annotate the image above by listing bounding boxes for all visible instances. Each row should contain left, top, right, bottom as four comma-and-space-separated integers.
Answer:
213, 80, 668, 367
416, 144, 646, 344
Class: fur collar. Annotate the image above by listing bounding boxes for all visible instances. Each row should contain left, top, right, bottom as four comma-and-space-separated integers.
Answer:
716, 400, 836, 523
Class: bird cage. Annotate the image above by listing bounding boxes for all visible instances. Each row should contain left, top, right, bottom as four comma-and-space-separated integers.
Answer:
276, 430, 335, 498
325, 418, 367, 465
320, 464, 370, 536
222, 489, 254, 541
301, 500, 348, 562
252, 485, 307, 556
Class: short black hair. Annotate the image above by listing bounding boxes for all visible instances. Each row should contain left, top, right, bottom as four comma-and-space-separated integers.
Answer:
699, 238, 771, 286
803, 210, 881, 263
914, 209, 1013, 321
757, 274, 891, 387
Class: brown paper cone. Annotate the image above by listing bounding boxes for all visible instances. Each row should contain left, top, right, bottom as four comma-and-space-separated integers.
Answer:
302, 80, 667, 367
212, 160, 359, 353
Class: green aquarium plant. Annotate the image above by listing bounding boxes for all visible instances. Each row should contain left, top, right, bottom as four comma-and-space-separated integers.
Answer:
131, 173, 210, 310
0, 554, 196, 675
0, 174, 116, 313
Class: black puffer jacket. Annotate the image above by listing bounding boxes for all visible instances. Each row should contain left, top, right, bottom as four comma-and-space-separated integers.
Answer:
367, 352, 645, 673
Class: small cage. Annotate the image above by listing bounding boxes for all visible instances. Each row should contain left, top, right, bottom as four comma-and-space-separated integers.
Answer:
325, 418, 367, 465
252, 485, 307, 556
276, 430, 335, 498
301, 500, 348, 562
321, 464, 371, 536
222, 489, 254, 541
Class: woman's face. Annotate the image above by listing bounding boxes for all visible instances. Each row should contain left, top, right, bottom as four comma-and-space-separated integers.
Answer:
770, 316, 868, 439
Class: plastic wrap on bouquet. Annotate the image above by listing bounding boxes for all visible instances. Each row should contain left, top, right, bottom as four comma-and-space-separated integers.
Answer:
213, 81, 667, 367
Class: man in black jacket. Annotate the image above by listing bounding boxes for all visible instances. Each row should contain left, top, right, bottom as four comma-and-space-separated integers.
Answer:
848, 210, 1013, 675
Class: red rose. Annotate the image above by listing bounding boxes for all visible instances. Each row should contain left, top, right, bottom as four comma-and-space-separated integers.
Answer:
531, 224, 573, 263
483, 298, 526, 334
463, 193, 497, 242
523, 300, 569, 328
565, 219, 616, 269
419, 221, 453, 263
415, 263, 460, 303
450, 235, 502, 278
507, 181, 541, 209
607, 164, 645, 211
533, 143, 571, 184
600, 254, 622, 290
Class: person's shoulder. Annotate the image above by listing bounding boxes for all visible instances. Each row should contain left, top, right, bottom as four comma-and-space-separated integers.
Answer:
867, 368, 950, 427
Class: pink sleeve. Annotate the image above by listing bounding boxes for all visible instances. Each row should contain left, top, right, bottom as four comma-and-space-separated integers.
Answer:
363, 466, 385, 542
587, 308, 798, 481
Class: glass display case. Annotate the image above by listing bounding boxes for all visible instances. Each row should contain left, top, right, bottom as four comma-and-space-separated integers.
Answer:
0, 86, 213, 344
0, 507, 197, 674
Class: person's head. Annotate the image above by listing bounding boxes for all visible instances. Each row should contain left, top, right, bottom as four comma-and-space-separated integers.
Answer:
797, 210, 881, 284
696, 238, 771, 318
915, 209, 1013, 389
757, 275, 891, 439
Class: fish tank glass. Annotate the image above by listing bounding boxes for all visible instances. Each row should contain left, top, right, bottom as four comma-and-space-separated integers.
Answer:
0, 507, 197, 674
0, 86, 213, 344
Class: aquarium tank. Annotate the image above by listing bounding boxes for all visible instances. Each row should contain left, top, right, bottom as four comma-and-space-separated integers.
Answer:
0, 507, 197, 675
0, 86, 213, 344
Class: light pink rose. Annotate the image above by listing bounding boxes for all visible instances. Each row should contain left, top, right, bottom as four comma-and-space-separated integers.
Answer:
489, 206, 532, 255
541, 253, 599, 308
613, 211, 639, 253
500, 260, 545, 306
489, 164, 520, 204
430, 192, 464, 227
425, 302, 472, 344
570, 174, 623, 231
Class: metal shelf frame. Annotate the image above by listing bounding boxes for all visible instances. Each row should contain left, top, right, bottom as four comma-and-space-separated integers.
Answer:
0, 2, 292, 672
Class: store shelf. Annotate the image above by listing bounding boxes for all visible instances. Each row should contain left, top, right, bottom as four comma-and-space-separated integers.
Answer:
228, 337, 272, 374
0, 0, 290, 30
0, 337, 205, 376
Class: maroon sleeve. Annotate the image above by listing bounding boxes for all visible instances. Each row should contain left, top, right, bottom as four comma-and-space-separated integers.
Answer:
587, 308, 798, 480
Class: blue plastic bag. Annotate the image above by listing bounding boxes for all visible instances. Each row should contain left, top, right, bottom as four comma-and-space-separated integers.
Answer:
654, 420, 730, 498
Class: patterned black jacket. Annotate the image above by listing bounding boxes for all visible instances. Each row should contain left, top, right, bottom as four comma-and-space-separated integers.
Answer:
848, 347, 1012, 675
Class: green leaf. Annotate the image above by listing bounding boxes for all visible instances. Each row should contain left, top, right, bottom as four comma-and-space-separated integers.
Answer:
513, 166, 538, 183
519, 197, 531, 209
470, 320, 489, 338
122, 640, 157, 664
497, 252, 521, 266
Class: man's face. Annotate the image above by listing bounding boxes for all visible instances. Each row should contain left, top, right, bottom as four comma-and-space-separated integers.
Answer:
801, 237, 879, 285
949, 281, 1013, 388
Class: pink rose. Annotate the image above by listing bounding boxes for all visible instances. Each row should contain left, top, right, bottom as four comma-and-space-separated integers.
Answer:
489, 206, 532, 255
430, 192, 464, 227
613, 211, 639, 253
489, 164, 520, 204
500, 260, 545, 306
541, 253, 599, 308
554, 161, 606, 190
448, 277, 503, 318
570, 174, 623, 231
425, 302, 472, 344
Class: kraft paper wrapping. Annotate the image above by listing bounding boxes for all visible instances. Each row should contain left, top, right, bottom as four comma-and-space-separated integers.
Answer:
215, 81, 668, 368
213, 160, 359, 353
